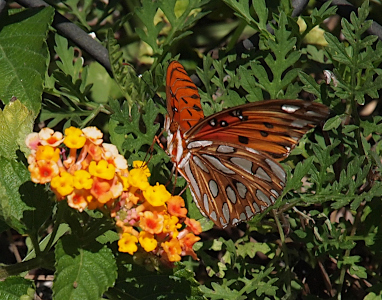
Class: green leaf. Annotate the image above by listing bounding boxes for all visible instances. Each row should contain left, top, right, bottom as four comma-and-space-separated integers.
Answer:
53, 236, 117, 300
0, 277, 34, 300
0, 7, 54, 116
112, 260, 203, 299
0, 157, 32, 233
0, 100, 34, 160
323, 115, 343, 131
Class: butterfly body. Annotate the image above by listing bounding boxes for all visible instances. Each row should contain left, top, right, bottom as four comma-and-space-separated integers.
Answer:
165, 61, 329, 228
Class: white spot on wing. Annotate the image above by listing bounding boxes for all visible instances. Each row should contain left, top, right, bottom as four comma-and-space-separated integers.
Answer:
255, 167, 272, 182
220, 217, 228, 227
230, 157, 253, 175
216, 145, 235, 154
203, 194, 209, 213
184, 163, 201, 199
306, 110, 324, 118
291, 119, 310, 128
270, 189, 279, 197
193, 156, 209, 173
282, 104, 300, 113
236, 182, 247, 199
232, 218, 240, 225
226, 186, 236, 204
222, 203, 230, 223
210, 211, 217, 221
209, 180, 219, 198
265, 158, 286, 183
245, 206, 254, 218
240, 213, 246, 220
187, 140, 213, 149
252, 201, 260, 212
256, 189, 271, 205
245, 147, 260, 155
202, 154, 235, 174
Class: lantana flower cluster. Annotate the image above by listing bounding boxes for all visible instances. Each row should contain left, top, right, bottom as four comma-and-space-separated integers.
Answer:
26, 126, 201, 264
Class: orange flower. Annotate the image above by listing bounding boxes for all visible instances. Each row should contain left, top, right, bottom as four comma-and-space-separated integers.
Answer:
180, 233, 200, 260
35, 145, 60, 162
90, 177, 113, 203
87, 143, 103, 161
140, 211, 164, 234
167, 196, 188, 218
162, 238, 182, 262
67, 190, 92, 212
185, 218, 202, 235
28, 160, 59, 184
39, 128, 63, 147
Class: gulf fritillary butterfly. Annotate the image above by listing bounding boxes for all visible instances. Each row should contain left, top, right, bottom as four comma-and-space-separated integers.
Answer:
164, 61, 329, 228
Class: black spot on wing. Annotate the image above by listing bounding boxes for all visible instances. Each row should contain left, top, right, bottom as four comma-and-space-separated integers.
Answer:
238, 136, 249, 144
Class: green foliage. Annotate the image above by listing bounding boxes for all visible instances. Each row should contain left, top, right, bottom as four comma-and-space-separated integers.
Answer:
0, 7, 54, 115
1, 0, 382, 299
53, 236, 117, 299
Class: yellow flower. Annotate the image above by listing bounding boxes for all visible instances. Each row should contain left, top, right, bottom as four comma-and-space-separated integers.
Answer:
118, 233, 138, 255
162, 214, 181, 237
127, 168, 150, 191
73, 170, 93, 189
133, 160, 151, 177
51, 172, 74, 197
138, 231, 157, 252
143, 183, 171, 207
35, 145, 60, 162
64, 127, 86, 149
120, 174, 130, 191
88, 160, 115, 180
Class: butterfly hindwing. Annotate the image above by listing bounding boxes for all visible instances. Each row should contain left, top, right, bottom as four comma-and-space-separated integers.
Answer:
183, 142, 286, 227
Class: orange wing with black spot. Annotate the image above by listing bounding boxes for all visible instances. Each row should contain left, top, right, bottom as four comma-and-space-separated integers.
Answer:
166, 61, 204, 133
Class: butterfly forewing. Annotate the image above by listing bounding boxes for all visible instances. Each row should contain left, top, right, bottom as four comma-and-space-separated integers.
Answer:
185, 100, 330, 161
166, 61, 204, 133
165, 61, 330, 228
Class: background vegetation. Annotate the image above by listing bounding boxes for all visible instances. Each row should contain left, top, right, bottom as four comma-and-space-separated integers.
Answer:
0, 0, 382, 299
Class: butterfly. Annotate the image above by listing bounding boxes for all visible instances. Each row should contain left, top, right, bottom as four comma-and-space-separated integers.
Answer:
164, 61, 329, 228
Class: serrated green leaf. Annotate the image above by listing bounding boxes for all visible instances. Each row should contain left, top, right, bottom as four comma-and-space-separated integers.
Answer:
53, 236, 117, 300
0, 7, 54, 116
0, 277, 34, 300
